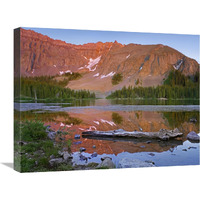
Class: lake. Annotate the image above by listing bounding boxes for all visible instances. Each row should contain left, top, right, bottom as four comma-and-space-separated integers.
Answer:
14, 99, 200, 167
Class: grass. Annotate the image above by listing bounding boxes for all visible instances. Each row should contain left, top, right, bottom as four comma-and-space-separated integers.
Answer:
14, 120, 21, 141
14, 120, 74, 172
21, 120, 47, 141
56, 164, 74, 171
20, 156, 36, 173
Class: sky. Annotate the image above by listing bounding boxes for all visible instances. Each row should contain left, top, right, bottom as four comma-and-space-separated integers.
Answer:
24, 27, 199, 63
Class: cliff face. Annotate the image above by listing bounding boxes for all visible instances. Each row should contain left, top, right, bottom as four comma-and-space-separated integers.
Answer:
20, 29, 85, 76
20, 28, 117, 76
19, 28, 199, 95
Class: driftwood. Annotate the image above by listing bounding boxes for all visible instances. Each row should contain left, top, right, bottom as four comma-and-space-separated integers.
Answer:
82, 135, 183, 146
82, 128, 183, 141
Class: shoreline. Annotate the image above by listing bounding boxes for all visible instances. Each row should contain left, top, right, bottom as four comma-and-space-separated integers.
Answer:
14, 102, 200, 112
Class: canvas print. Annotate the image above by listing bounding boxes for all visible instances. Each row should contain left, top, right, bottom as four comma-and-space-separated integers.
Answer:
14, 27, 199, 172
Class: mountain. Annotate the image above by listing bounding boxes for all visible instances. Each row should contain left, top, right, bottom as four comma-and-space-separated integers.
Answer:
19, 28, 199, 97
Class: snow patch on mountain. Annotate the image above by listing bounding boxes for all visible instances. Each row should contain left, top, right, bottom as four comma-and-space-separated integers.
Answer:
89, 66, 97, 72
126, 54, 130, 59
65, 70, 72, 74
93, 73, 99, 77
173, 59, 183, 70
59, 70, 72, 75
86, 56, 101, 71
139, 63, 144, 71
78, 56, 101, 72
100, 72, 116, 79
83, 56, 88, 60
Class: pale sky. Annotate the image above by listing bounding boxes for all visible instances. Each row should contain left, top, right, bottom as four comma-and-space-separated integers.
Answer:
24, 27, 200, 63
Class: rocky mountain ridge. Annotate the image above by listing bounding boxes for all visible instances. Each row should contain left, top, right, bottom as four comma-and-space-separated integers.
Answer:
19, 28, 199, 96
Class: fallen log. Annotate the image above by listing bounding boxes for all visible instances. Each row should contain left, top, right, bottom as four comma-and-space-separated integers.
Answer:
82, 134, 183, 146
82, 128, 183, 140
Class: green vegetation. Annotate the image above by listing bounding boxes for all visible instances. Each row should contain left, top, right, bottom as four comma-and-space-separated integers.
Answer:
112, 112, 123, 124
112, 73, 123, 85
14, 120, 73, 172
21, 120, 47, 141
107, 85, 199, 99
107, 70, 199, 99
62, 72, 82, 81
14, 120, 20, 141
17, 74, 95, 101
135, 78, 142, 86
163, 70, 199, 87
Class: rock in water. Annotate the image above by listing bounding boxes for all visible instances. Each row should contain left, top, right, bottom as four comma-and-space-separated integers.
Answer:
63, 152, 71, 161
91, 152, 98, 158
97, 157, 115, 169
80, 147, 86, 152
73, 141, 82, 145
187, 131, 200, 142
148, 153, 155, 156
118, 158, 155, 168
188, 146, 197, 149
74, 134, 80, 139
80, 154, 87, 161
182, 149, 187, 151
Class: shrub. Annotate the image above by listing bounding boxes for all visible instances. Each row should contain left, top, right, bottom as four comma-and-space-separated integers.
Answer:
135, 79, 140, 85
20, 156, 36, 172
66, 139, 72, 149
21, 143, 40, 153
21, 120, 47, 141
112, 73, 123, 85
14, 120, 20, 141
38, 157, 49, 168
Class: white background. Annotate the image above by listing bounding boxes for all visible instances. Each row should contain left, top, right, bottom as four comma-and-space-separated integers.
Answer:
0, 0, 199, 200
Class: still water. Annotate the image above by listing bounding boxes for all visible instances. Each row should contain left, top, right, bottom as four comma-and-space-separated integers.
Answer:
15, 99, 200, 167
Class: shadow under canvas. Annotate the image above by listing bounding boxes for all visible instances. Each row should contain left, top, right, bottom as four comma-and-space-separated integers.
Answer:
2, 163, 13, 169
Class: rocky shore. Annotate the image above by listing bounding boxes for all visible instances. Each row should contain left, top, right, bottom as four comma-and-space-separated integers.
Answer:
15, 122, 199, 172
45, 128, 199, 170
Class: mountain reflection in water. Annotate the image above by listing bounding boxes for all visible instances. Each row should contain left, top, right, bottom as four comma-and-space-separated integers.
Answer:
15, 100, 199, 158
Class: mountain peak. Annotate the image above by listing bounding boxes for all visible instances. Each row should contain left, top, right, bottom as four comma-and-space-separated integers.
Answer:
19, 28, 199, 87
